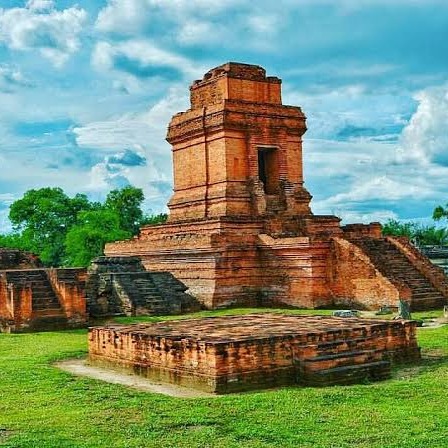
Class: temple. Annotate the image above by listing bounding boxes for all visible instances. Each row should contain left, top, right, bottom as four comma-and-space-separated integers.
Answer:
101, 62, 447, 311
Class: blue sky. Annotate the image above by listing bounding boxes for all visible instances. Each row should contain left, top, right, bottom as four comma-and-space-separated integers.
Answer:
0, 0, 448, 231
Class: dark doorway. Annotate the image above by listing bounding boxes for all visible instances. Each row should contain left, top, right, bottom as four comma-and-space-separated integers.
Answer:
257, 148, 279, 194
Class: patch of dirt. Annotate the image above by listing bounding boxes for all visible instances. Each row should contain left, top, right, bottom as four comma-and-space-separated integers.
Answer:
55, 359, 215, 399
420, 318, 448, 329
0, 428, 14, 443
393, 348, 447, 380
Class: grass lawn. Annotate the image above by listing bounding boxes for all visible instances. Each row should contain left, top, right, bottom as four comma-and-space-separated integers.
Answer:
0, 308, 447, 448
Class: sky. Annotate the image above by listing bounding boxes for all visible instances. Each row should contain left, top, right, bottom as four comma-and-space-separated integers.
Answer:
0, 0, 447, 232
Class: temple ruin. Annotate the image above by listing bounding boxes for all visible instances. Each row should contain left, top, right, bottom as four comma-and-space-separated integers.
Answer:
106, 62, 448, 312
0, 264, 87, 332
89, 314, 420, 393
0, 254, 198, 332
85, 256, 200, 317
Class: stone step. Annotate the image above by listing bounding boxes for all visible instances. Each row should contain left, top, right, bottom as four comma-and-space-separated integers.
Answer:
300, 349, 384, 372
28, 315, 69, 331
315, 338, 385, 355
33, 303, 62, 311
32, 308, 65, 316
414, 291, 443, 297
412, 288, 440, 294
29, 288, 54, 294
32, 296, 59, 304
352, 237, 448, 311
300, 360, 391, 386
32, 296, 59, 303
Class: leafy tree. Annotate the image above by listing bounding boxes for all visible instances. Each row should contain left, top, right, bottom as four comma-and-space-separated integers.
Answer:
382, 219, 448, 246
433, 204, 448, 222
7, 188, 93, 266
0, 185, 166, 267
0, 233, 29, 251
104, 186, 145, 234
141, 213, 168, 226
65, 209, 131, 267
382, 219, 417, 239
414, 226, 448, 246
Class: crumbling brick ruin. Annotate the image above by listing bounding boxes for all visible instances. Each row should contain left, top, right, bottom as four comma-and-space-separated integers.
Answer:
89, 313, 420, 393
0, 268, 86, 332
0, 248, 42, 270
0, 255, 200, 332
86, 256, 200, 317
106, 62, 448, 311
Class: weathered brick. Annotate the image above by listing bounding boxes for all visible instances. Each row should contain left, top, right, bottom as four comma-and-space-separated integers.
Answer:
89, 314, 421, 393
105, 62, 448, 311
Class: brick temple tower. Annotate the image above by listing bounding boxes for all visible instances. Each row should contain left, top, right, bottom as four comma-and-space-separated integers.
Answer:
105, 63, 448, 311
167, 62, 312, 222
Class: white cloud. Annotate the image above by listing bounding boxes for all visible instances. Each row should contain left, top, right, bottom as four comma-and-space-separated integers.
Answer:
88, 161, 131, 190
73, 85, 188, 152
176, 20, 214, 45
26, 0, 54, 11
92, 39, 204, 85
337, 209, 399, 225
321, 176, 432, 207
0, 65, 32, 92
397, 84, 448, 164
95, 0, 149, 35
74, 87, 188, 208
0, 2, 87, 67
247, 14, 279, 34
96, 0, 243, 34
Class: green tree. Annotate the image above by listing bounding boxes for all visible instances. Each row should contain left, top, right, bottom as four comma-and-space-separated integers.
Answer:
64, 209, 131, 267
414, 226, 448, 246
141, 213, 168, 226
433, 203, 448, 222
0, 185, 158, 267
382, 219, 417, 239
104, 186, 145, 234
7, 188, 93, 266
382, 218, 448, 246
0, 233, 29, 251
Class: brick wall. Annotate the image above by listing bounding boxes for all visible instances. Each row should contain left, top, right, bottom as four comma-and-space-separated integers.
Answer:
328, 237, 404, 309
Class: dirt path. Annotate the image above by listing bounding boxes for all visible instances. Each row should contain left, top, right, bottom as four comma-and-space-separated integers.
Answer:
55, 359, 215, 399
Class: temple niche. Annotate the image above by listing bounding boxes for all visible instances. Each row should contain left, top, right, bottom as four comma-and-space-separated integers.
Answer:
106, 62, 448, 312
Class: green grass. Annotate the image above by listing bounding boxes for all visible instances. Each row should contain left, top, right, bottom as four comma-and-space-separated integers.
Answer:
1, 309, 447, 448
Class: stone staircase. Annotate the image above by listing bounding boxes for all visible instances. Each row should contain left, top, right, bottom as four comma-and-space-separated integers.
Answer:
299, 340, 391, 386
124, 272, 199, 315
86, 257, 202, 317
132, 277, 171, 315
5, 269, 68, 330
352, 238, 446, 310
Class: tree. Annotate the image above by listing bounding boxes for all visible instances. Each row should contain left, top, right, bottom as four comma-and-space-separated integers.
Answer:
382, 218, 448, 246
414, 226, 448, 246
141, 213, 168, 226
104, 186, 145, 234
433, 204, 448, 222
64, 210, 131, 267
0, 233, 29, 251
7, 188, 93, 266
0, 185, 164, 267
382, 219, 417, 239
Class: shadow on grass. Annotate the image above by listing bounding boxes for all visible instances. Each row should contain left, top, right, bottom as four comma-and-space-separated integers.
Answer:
391, 348, 448, 381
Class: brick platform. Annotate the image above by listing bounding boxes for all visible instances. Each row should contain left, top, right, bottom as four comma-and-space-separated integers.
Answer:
88, 314, 420, 393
